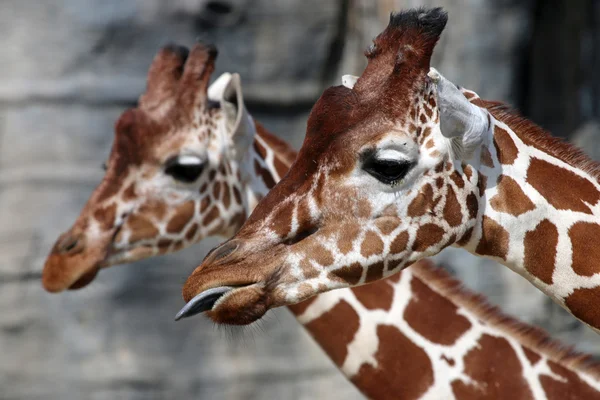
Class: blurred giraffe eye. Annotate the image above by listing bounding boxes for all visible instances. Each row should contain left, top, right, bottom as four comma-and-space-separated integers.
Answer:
165, 155, 205, 183
363, 158, 412, 185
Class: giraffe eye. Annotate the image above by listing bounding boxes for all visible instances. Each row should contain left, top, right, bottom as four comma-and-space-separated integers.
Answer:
363, 158, 412, 185
165, 156, 205, 183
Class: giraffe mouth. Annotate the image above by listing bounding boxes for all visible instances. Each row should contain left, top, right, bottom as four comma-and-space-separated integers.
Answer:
175, 286, 235, 320
67, 265, 100, 290
175, 284, 257, 321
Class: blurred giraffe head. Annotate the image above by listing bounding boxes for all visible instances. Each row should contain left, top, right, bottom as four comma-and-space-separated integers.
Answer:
42, 43, 255, 292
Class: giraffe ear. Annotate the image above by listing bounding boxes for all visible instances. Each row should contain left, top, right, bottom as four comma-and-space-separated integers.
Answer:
429, 68, 489, 140
341, 74, 359, 89
208, 72, 255, 156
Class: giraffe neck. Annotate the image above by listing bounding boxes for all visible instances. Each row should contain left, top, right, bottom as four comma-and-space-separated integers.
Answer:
246, 120, 600, 398
290, 260, 600, 399
456, 95, 600, 332
240, 121, 295, 214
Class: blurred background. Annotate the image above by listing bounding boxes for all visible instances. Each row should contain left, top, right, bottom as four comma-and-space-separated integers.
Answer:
2, 0, 600, 399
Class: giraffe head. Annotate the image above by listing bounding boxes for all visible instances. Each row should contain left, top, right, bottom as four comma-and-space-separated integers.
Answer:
179, 7, 489, 324
42, 43, 254, 292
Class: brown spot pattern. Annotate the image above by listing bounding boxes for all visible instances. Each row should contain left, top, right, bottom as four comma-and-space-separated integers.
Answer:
93, 203, 117, 230
166, 201, 195, 233
352, 325, 433, 400
523, 219, 558, 284
288, 296, 318, 316
212, 181, 222, 200
337, 222, 361, 255
466, 193, 479, 219
527, 158, 599, 214
375, 217, 398, 235
233, 186, 243, 205
332, 262, 363, 285
408, 184, 435, 217
127, 214, 159, 243
463, 164, 473, 182
351, 279, 393, 310
185, 223, 198, 241
390, 231, 409, 254
451, 334, 533, 399
254, 160, 276, 189
365, 261, 385, 283
493, 126, 519, 165
123, 183, 136, 201
490, 175, 535, 216
308, 243, 334, 266
541, 360, 599, 400
565, 286, 600, 329
253, 140, 268, 159
360, 231, 384, 258
522, 346, 541, 366
203, 205, 220, 226
570, 222, 600, 277
457, 227, 474, 246
477, 173, 487, 196
138, 201, 167, 220
475, 216, 509, 260
449, 172, 465, 189
222, 185, 231, 208
303, 300, 359, 367
480, 146, 494, 168
443, 185, 462, 227
404, 277, 472, 345
413, 224, 445, 252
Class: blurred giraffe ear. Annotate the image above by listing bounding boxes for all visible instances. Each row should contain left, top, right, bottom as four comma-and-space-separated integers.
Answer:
429, 68, 488, 140
208, 72, 255, 156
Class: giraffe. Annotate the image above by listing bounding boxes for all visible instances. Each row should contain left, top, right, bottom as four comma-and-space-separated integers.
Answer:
41, 42, 284, 292
180, 7, 600, 333
41, 40, 600, 399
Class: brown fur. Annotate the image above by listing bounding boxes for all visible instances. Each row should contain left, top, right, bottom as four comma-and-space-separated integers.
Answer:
478, 100, 600, 184
524, 219, 558, 284
490, 175, 535, 216
570, 222, 600, 277
411, 261, 600, 380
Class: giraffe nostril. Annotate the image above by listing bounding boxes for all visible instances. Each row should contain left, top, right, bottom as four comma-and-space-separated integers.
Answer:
56, 233, 85, 255
206, 240, 239, 264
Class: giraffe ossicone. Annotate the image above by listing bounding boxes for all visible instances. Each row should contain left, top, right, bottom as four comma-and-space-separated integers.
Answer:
181, 7, 600, 333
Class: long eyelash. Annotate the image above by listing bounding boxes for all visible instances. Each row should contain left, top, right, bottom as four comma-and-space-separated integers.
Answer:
101, 162, 107, 171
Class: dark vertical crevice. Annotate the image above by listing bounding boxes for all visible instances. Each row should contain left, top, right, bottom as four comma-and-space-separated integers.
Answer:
590, 0, 600, 121
512, 0, 540, 118
321, 0, 351, 84
521, 0, 588, 138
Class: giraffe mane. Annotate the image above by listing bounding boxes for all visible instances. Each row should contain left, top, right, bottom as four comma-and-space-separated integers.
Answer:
475, 98, 600, 183
412, 260, 600, 379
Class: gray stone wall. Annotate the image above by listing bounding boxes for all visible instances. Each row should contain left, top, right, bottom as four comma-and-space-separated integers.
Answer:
1, 1, 599, 399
